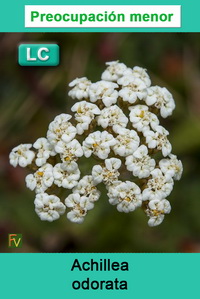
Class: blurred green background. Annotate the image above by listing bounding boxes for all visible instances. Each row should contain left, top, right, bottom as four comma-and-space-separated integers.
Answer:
0, 32, 200, 253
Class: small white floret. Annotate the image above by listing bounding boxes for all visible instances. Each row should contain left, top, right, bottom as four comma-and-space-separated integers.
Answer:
33, 137, 56, 167
82, 131, 116, 159
146, 199, 171, 227
34, 193, 66, 222
25, 163, 54, 193
108, 181, 142, 213
97, 105, 128, 132
101, 61, 128, 82
53, 163, 80, 189
142, 168, 174, 201
47, 113, 77, 145
145, 86, 175, 118
89, 80, 119, 107
9, 144, 35, 168
159, 154, 183, 180
125, 145, 156, 178
144, 125, 172, 157
129, 104, 159, 132
55, 139, 83, 163
68, 77, 91, 100
65, 193, 94, 223
132, 66, 151, 87
92, 158, 121, 185
118, 75, 147, 104
112, 127, 140, 157
71, 101, 101, 135
73, 175, 101, 202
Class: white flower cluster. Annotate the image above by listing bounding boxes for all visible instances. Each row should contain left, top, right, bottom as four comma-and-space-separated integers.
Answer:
9, 61, 183, 227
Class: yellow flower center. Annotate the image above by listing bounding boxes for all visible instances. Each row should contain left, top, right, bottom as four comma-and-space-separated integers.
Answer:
139, 110, 145, 118
124, 197, 131, 202
37, 171, 44, 176
152, 209, 164, 216
65, 156, 71, 161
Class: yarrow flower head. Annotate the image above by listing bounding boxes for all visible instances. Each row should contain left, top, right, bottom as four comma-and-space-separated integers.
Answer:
9, 61, 183, 227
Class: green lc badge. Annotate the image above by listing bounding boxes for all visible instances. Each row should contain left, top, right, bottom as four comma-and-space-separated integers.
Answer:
18, 44, 59, 66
